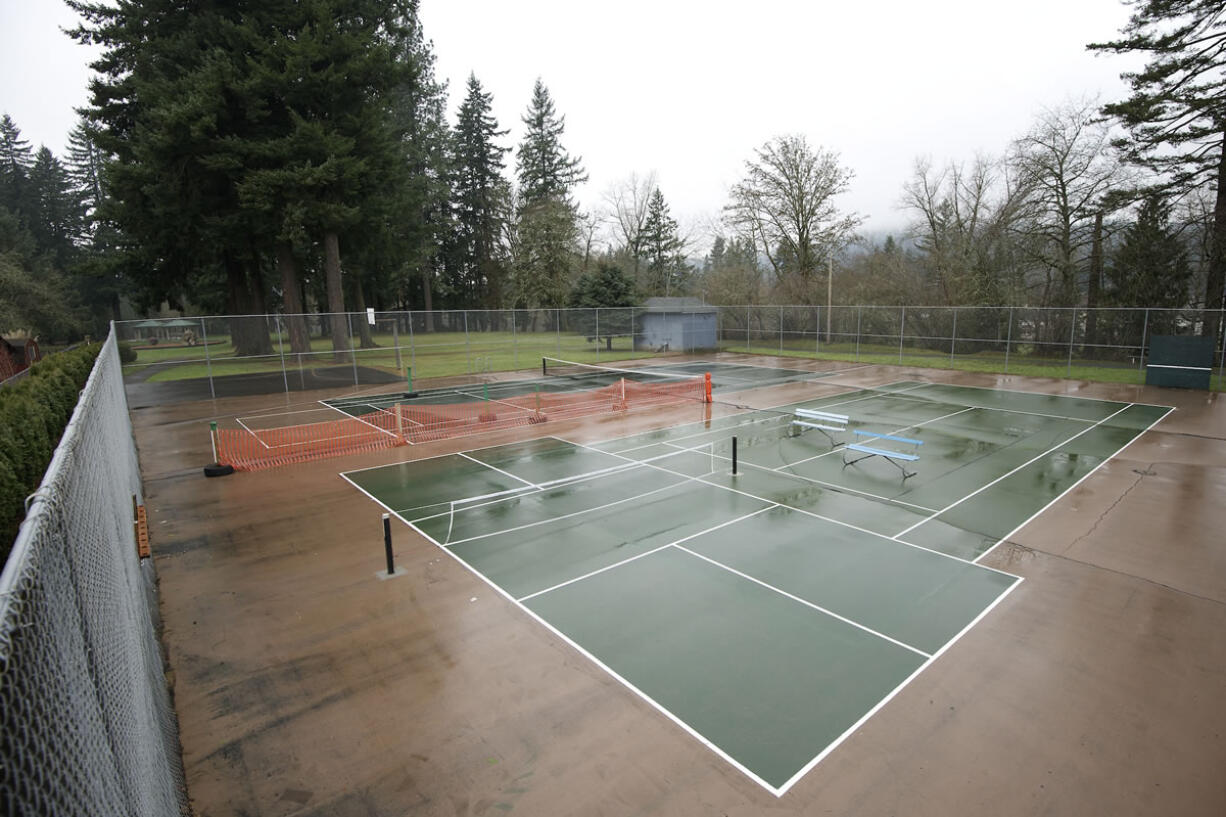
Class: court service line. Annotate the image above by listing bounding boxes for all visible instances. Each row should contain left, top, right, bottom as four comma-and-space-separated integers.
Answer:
515, 505, 776, 603
433, 474, 697, 547
660, 441, 941, 515
903, 379, 1174, 410
974, 405, 1176, 564
337, 470, 785, 797
775, 405, 977, 472
773, 573, 1024, 796
870, 391, 1103, 424
672, 544, 931, 659
562, 437, 1021, 579
892, 403, 1134, 541
456, 452, 537, 488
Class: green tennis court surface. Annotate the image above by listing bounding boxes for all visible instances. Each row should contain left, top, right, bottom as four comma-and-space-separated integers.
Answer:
341, 381, 1172, 795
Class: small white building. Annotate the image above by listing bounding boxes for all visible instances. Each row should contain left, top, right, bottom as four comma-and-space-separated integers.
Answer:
634, 298, 718, 352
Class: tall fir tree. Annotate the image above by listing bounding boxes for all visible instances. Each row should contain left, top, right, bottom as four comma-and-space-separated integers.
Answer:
1089, 2, 1226, 341
640, 188, 687, 297
450, 73, 510, 306
26, 147, 80, 271
512, 80, 586, 308
0, 114, 33, 223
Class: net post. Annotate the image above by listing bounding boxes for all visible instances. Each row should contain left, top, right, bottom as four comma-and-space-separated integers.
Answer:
542, 358, 547, 377
383, 513, 395, 575
732, 436, 738, 475
704, 372, 712, 403
209, 421, 218, 463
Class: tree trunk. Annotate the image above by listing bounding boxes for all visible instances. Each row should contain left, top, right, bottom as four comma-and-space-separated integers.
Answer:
225, 252, 273, 357
421, 265, 435, 332
1085, 211, 1103, 350
324, 231, 349, 362
352, 272, 376, 349
277, 241, 311, 354
1204, 132, 1226, 344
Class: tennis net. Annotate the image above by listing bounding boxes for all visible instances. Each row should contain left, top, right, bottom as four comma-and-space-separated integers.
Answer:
541, 357, 710, 406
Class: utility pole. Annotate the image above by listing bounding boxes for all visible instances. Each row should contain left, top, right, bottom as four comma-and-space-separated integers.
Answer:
826, 256, 834, 343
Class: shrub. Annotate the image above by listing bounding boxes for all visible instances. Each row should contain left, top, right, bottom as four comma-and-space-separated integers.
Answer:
0, 342, 102, 563
118, 341, 137, 364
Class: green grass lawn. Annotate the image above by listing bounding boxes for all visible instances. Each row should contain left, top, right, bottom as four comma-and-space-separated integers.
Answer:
123, 329, 1224, 393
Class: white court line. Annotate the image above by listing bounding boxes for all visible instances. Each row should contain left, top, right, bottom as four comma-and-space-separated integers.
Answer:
673, 544, 931, 659
457, 452, 537, 489
516, 505, 776, 602
318, 397, 400, 439
661, 441, 941, 515
776, 405, 977, 472
563, 437, 1020, 579
436, 473, 695, 547
773, 574, 1023, 796
234, 416, 272, 450
901, 378, 1172, 409
892, 403, 1134, 541
974, 405, 1176, 564
337, 469, 784, 796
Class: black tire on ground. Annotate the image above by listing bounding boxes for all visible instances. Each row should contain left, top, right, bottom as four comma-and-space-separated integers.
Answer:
203, 463, 235, 478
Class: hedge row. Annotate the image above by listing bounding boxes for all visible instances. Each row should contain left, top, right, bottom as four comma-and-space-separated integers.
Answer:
0, 343, 102, 565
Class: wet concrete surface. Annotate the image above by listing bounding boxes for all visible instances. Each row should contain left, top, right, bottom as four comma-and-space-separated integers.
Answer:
135, 356, 1226, 816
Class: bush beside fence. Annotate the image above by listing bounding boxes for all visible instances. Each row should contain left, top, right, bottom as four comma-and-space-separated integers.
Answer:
0, 343, 101, 557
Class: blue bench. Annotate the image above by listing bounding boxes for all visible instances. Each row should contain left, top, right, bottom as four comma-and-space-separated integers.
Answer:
791, 408, 848, 446
842, 430, 923, 478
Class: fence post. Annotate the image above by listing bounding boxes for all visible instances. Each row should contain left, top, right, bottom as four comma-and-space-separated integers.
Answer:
746, 305, 752, 353
855, 306, 862, 362
632, 309, 636, 354
816, 305, 821, 358
199, 317, 216, 401
347, 312, 359, 386
512, 309, 518, 370
898, 306, 906, 364
464, 310, 470, 370
1138, 308, 1150, 374
779, 306, 784, 355
1004, 307, 1014, 373
1066, 307, 1077, 377
596, 308, 601, 361
556, 309, 561, 357
393, 315, 402, 372
1218, 308, 1226, 385
408, 311, 416, 378
950, 307, 957, 365
275, 314, 289, 398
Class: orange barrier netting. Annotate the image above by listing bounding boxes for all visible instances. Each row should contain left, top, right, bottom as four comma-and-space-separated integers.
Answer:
217, 376, 707, 471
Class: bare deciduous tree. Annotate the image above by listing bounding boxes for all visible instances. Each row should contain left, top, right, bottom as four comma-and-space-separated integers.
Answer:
725, 135, 860, 304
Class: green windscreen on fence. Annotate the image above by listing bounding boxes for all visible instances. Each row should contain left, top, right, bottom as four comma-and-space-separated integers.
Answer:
1145, 335, 1215, 389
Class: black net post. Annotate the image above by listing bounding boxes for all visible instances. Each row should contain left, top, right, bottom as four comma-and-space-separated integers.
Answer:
732, 436, 738, 475
383, 513, 394, 574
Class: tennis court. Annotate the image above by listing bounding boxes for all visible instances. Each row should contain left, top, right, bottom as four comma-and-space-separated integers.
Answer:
341, 377, 1172, 795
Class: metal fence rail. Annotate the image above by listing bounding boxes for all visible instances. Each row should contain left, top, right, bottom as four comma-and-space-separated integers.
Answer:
0, 328, 189, 815
115, 305, 1226, 400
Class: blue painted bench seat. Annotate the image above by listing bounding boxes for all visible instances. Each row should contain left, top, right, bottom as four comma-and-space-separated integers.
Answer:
842, 429, 922, 478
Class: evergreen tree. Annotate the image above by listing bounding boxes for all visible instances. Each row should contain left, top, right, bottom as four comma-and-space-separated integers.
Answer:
450, 73, 510, 306
512, 80, 586, 308
0, 115, 33, 223
26, 147, 80, 271
1089, 2, 1226, 340
1106, 195, 1192, 337
640, 188, 688, 296
568, 261, 637, 350
515, 79, 586, 204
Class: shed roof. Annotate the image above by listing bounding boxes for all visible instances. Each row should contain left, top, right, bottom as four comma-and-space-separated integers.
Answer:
641, 297, 715, 312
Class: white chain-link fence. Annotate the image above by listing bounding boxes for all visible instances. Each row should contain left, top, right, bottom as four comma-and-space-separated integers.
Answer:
0, 329, 189, 815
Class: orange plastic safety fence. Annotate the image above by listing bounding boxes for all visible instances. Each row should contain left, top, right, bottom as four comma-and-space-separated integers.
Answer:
217, 413, 405, 471
216, 376, 705, 470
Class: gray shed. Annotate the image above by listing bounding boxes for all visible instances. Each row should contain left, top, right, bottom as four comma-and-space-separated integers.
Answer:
634, 298, 717, 352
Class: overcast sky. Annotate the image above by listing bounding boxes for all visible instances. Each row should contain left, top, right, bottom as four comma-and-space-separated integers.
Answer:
2, 0, 1145, 246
